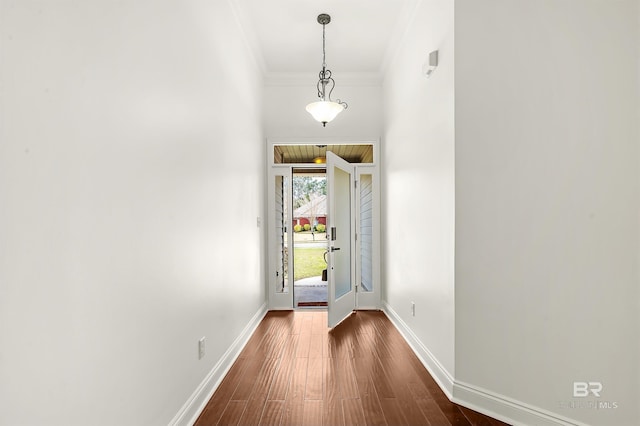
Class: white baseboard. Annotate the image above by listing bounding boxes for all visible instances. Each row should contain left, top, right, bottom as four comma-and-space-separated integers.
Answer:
381, 301, 455, 398
382, 301, 585, 426
452, 381, 587, 426
168, 302, 268, 426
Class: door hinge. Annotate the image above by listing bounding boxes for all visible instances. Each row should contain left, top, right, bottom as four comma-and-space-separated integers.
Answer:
354, 179, 358, 189
355, 232, 358, 241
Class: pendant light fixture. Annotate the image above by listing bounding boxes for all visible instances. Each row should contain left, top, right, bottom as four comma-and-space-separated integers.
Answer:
305, 14, 348, 127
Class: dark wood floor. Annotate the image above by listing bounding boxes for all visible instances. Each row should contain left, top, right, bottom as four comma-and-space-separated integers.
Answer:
195, 310, 509, 426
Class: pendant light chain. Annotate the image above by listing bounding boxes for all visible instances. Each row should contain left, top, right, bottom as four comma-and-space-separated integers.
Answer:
322, 22, 327, 69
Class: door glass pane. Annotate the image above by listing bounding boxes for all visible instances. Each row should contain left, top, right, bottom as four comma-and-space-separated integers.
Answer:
275, 175, 289, 293
359, 174, 373, 292
334, 167, 351, 299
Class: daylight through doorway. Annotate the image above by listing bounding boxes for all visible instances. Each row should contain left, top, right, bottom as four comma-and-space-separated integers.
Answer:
292, 169, 328, 308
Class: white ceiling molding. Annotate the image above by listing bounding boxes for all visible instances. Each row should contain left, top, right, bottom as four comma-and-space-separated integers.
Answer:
226, 0, 268, 75
235, 0, 411, 75
228, 0, 417, 81
265, 72, 382, 87
379, 0, 423, 78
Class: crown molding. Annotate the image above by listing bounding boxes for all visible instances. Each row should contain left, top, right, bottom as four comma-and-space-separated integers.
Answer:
228, 0, 417, 84
379, 0, 423, 78
226, 0, 268, 75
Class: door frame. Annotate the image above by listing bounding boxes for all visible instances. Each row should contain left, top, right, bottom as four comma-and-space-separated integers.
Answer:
354, 164, 381, 309
267, 166, 294, 309
266, 139, 381, 311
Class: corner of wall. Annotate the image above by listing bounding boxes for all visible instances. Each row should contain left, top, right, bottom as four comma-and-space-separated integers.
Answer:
169, 303, 268, 426
382, 302, 454, 398
452, 382, 592, 426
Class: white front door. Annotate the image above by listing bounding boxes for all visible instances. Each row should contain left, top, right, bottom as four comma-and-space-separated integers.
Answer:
326, 152, 356, 328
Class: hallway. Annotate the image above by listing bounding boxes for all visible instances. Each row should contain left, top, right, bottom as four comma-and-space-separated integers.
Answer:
194, 311, 507, 425
2, 1, 638, 424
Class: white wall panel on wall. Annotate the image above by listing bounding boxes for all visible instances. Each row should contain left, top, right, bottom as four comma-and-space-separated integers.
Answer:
381, 0, 456, 384
381, 0, 639, 425
0, 1, 265, 425
454, 1, 639, 425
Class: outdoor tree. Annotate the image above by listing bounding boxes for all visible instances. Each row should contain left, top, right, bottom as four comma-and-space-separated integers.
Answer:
293, 176, 326, 209
293, 176, 326, 240
305, 195, 322, 235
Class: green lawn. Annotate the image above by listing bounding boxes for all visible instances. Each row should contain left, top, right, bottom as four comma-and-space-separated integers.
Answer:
293, 247, 327, 281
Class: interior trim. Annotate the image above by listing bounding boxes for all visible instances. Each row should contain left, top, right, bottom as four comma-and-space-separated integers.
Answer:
381, 301, 455, 398
383, 301, 589, 426
452, 381, 586, 426
168, 302, 268, 426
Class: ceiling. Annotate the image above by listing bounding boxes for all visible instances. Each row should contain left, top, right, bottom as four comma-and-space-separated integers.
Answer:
234, 0, 414, 75
274, 144, 374, 164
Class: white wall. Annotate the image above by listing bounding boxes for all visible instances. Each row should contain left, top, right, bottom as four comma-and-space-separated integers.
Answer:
454, 1, 639, 425
0, 1, 265, 425
382, 0, 456, 385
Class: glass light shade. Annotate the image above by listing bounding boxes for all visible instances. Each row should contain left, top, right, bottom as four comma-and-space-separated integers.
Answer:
305, 101, 344, 125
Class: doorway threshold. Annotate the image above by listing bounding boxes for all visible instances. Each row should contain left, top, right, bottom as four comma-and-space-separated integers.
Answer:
294, 275, 327, 308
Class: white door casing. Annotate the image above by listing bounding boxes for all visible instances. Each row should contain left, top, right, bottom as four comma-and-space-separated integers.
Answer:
267, 167, 294, 309
354, 166, 381, 309
266, 141, 380, 313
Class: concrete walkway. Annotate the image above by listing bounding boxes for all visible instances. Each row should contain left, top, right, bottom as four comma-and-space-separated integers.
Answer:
294, 276, 326, 286
294, 275, 327, 305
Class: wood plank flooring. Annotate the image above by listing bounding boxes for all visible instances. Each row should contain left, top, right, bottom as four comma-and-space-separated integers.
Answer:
194, 310, 509, 426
